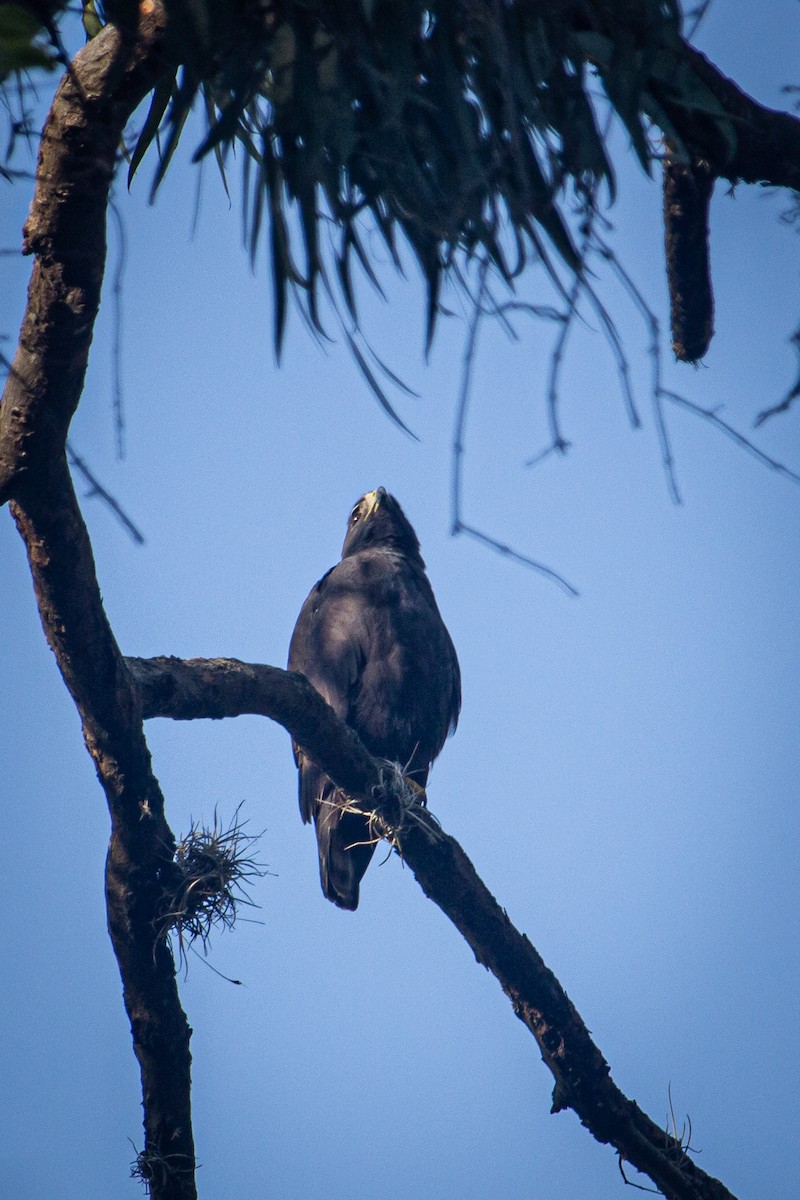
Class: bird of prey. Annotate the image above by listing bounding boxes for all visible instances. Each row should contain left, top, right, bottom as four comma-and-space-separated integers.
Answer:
288, 488, 461, 910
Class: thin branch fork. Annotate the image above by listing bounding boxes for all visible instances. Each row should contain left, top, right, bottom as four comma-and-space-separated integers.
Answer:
127, 655, 739, 1200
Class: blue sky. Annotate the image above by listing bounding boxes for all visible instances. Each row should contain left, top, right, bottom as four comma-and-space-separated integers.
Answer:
2, 3, 799, 1198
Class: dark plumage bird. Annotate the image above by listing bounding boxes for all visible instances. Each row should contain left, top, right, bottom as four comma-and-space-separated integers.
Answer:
288, 488, 461, 910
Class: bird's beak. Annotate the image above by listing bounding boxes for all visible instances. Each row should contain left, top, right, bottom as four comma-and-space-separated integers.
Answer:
364, 487, 385, 515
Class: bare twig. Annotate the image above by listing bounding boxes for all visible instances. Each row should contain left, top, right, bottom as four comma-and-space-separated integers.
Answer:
754, 327, 800, 427
451, 256, 489, 539
66, 441, 145, 544
582, 277, 641, 429
684, 1, 717, 43
662, 390, 800, 486
451, 256, 579, 596
452, 519, 580, 596
619, 1155, 662, 1193
525, 115, 640, 467
108, 196, 127, 458
595, 236, 682, 503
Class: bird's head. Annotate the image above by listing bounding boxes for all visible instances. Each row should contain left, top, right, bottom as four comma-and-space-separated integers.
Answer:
341, 487, 424, 564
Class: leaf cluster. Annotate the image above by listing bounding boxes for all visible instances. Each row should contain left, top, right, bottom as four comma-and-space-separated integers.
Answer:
0, 2, 66, 79
4, 2, 738, 351
118, 0, 738, 352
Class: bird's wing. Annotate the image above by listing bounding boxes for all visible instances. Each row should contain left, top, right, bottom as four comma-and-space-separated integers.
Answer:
407, 565, 462, 749
288, 562, 369, 712
288, 560, 369, 822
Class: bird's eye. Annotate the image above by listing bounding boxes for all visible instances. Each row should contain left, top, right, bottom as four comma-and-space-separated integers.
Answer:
351, 508, 360, 524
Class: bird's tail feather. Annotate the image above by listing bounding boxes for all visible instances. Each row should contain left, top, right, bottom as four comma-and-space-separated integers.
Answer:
314, 793, 377, 911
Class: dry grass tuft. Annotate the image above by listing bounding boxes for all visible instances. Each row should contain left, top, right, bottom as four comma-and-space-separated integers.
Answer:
323, 759, 445, 855
130, 1145, 196, 1195
159, 805, 267, 963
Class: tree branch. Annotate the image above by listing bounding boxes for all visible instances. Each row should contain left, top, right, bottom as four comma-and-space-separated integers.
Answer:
127, 654, 382, 797
0, 12, 194, 1200
663, 155, 715, 363
13, 476, 196, 1200
126, 654, 739, 1200
678, 44, 800, 191
0, 8, 170, 504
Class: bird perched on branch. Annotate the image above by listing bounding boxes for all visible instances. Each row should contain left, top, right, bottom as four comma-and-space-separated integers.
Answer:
289, 488, 461, 910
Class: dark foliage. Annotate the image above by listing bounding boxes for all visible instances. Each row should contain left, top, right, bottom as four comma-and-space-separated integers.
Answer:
121, 1, 735, 350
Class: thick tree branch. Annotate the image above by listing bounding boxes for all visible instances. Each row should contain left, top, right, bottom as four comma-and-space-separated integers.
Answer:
654, 43, 799, 361
678, 44, 800, 191
127, 654, 738, 1200
127, 655, 382, 795
663, 155, 715, 363
566, 13, 800, 191
13, 476, 196, 1200
1, 13, 194, 1200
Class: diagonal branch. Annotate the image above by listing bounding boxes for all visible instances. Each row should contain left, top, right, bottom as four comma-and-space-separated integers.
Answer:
126, 654, 739, 1200
677, 44, 800, 191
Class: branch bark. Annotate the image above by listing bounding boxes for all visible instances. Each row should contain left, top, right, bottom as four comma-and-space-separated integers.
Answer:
653, 42, 800, 362
13, 479, 196, 1200
0, 12, 194, 1200
678, 44, 800, 191
663, 155, 715, 363
127, 655, 739, 1200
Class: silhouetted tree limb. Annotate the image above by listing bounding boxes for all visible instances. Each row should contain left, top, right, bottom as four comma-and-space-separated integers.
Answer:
67, 441, 145, 543
653, 43, 800, 360
677, 43, 800, 191
663, 155, 715, 363
126, 655, 737, 1200
12, 476, 196, 1200
127, 655, 382, 797
0, 13, 194, 1200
